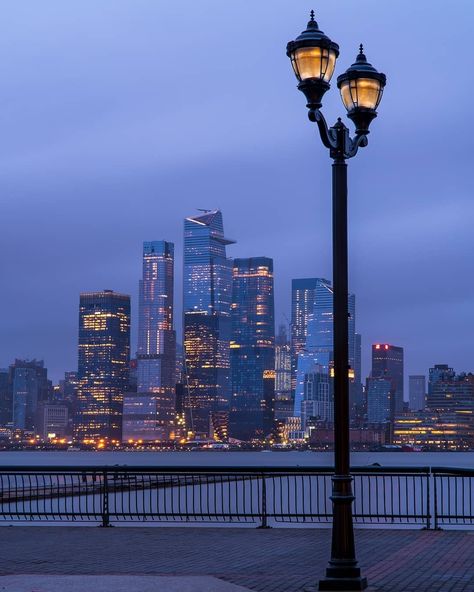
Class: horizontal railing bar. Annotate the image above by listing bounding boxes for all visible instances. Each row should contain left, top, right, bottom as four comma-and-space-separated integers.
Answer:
0, 465, 433, 474
432, 467, 474, 476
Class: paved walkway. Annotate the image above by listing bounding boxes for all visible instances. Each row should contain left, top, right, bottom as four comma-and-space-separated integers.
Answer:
0, 575, 251, 592
0, 527, 473, 591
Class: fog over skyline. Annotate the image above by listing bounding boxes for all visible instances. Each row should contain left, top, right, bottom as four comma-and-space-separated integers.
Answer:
0, 1, 473, 385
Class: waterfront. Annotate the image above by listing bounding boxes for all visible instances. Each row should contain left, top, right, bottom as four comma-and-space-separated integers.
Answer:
0, 450, 473, 468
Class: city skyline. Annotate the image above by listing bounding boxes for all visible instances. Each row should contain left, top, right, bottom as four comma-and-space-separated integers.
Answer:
1, 1, 473, 386
0, 208, 470, 389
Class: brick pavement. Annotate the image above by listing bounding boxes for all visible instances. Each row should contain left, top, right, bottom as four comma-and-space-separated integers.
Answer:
0, 527, 473, 591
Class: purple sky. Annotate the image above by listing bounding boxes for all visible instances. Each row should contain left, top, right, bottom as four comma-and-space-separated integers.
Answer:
0, 1, 473, 387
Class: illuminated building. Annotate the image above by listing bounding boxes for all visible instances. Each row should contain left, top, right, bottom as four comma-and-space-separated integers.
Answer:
408, 369, 474, 449
36, 402, 69, 439
75, 290, 130, 442
209, 410, 229, 441
122, 241, 176, 442
428, 364, 455, 400
291, 278, 328, 395
274, 325, 293, 421
366, 376, 393, 423
229, 257, 275, 440
352, 333, 364, 415
283, 416, 305, 443
128, 359, 138, 393
58, 371, 79, 404
354, 334, 362, 383
0, 369, 11, 426
294, 280, 356, 429
301, 367, 333, 427
393, 411, 474, 450
183, 210, 234, 437
371, 344, 404, 416
409, 375, 426, 411
10, 360, 51, 431
308, 423, 386, 449
427, 370, 474, 412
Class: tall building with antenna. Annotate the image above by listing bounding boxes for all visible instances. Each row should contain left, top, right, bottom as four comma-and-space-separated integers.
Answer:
122, 241, 176, 442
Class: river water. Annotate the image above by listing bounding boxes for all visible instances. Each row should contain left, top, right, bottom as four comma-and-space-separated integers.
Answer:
0, 450, 472, 468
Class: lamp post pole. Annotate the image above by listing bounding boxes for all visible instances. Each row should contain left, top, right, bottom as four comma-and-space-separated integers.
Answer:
286, 12, 386, 592
331, 133, 353, 583
315, 115, 368, 591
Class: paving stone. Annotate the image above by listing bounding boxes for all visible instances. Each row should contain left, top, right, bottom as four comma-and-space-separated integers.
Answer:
0, 575, 252, 592
0, 527, 472, 592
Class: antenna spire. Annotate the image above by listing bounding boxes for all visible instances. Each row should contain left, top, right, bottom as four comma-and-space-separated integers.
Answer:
310, 10, 315, 22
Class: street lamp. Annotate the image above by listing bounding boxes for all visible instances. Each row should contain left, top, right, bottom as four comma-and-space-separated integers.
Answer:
287, 11, 386, 592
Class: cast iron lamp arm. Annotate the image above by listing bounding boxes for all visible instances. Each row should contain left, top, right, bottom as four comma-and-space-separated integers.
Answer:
308, 108, 338, 150
308, 108, 368, 160
344, 132, 369, 159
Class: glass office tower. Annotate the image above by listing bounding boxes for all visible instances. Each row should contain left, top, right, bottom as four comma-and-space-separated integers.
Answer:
294, 280, 356, 428
10, 360, 50, 431
123, 241, 176, 442
291, 279, 326, 393
229, 257, 275, 441
0, 369, 10, 426
183, 210, 234, 437
274, 325, 292, 421
367, 376, 393, 423
371, 344, 404, 416
409, 375, 426, 411
75, 290, 130, 442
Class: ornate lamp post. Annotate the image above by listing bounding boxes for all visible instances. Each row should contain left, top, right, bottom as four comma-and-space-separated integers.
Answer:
287, 11, 386, 592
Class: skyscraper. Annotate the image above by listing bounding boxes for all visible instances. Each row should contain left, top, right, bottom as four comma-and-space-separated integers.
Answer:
428, 364, 455, 399
0, 369, 11, 426
75, 290, 130, 442
294, 280, 356, 428
123, 241, 176, 442
183, 210, 234, 436
367, 376, 393, 423
424, 369, 474, 447
409, 375, 426, 411
10, 360, 50, 431
274, 325, 292, 421
352, 333, 364, 415
371, 344, 404, 416
427, 365, 471, 412
291, 278, 328, 394
229, 257, 275, 440
58, 371, 79, 404
354, 333, 362, 385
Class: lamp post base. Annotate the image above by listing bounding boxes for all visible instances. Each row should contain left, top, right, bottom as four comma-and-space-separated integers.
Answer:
304, 579, 368, 592
318, 571, 368, 591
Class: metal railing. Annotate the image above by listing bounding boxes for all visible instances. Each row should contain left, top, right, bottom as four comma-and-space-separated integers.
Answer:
0, 465, 470, 528
432, 466, 474, 529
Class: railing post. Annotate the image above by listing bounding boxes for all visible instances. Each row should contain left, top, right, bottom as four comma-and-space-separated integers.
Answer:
257, 472, 270, 529
101, 469, 111, 527
425, 469, 431, 530
433, 470, 439, 530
